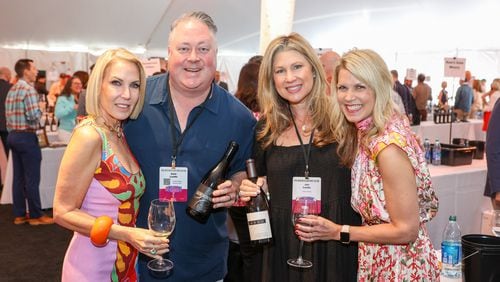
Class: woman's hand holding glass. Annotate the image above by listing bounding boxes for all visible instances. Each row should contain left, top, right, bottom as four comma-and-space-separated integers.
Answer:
287, 197, 319, 268
147, 199, 176, 275
295, 214, 340, 242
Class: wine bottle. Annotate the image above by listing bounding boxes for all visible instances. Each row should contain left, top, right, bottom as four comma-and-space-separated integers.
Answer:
50, 115, 58, 132
44, 113, 50, 133
186, 141, 239, 223
245, 159, 273, 244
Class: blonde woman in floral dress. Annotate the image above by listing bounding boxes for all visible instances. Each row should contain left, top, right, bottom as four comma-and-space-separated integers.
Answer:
297, 49, 440, 281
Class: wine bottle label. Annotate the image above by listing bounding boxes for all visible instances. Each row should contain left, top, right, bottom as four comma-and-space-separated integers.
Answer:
191, 189, 212, 209
247, 211, 272, 240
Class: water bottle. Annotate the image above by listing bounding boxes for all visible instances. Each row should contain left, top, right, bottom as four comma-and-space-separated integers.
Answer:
432, 139, 441, 166
423, 138, 431, 164
441, 215, 462, 279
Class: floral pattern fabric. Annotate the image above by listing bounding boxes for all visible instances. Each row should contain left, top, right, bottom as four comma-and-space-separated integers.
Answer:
351, 115, 440, 281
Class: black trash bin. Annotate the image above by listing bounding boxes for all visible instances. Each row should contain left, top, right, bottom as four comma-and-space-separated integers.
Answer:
468, 140, 485, 159
462, 234, 500, 282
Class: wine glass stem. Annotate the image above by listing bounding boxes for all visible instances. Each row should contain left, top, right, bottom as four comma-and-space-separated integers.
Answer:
297, 240, 305, 263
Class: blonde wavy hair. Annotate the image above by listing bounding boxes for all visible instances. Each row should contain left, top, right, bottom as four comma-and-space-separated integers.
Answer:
257, 32, 335, 148
331, 49, 396, 167
86, 48, 146, 119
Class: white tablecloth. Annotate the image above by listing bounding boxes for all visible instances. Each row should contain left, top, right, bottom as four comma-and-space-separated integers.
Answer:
0, 146, 66, 209
426, 159, 491, 248
412, 119, 485, 144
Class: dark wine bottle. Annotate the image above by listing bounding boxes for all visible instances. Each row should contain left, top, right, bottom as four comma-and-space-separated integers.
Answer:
245, 159, 273, 244
50, 114, 58, 132
44, 113, 50, 133
186, 141, 239, 223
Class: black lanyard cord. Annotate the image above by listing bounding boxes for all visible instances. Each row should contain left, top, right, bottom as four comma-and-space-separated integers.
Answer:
167, 79, 211, 168
287, 104, 314, 178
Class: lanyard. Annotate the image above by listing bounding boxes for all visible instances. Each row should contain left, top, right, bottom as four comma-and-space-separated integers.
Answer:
167, 79, 211, 168
288, 104, 314, 178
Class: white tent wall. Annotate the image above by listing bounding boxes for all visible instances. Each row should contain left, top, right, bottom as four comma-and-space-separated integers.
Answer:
1, 0, 500, 97
0, 47, 97, 84
386, 49, 500, 103
0, 48, 250, 94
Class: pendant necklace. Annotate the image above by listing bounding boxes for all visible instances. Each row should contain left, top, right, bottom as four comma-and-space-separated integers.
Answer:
94, 116, 123, 139
102, 120, 123, 139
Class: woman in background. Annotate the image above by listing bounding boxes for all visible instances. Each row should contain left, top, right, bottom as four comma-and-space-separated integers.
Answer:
482, 78, 500, 131
469, 79, 484, 119
53, 48, 169, 281
54, 76, 82, 142
437, 81, 449, 110
298, 48, 439, 280
235, 62, 261, 119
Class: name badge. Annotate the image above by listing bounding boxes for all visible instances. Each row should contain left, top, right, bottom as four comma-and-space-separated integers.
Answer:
292, 176, 322, 213
159, 166, 188, 202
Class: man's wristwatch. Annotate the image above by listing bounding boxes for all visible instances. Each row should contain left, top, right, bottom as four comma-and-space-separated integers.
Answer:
340, 225, 350, 244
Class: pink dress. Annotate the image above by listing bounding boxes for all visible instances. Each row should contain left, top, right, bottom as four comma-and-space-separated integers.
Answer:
352, 115, 440, 281
62, 120, 145, 282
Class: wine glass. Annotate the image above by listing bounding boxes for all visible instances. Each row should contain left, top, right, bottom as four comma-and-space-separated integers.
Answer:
287, 196, 319, 268
492, 210, 500, 237
147, 199, 176, 276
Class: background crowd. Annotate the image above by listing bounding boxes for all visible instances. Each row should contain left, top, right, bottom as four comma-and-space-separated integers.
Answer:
0, 9, 499, 282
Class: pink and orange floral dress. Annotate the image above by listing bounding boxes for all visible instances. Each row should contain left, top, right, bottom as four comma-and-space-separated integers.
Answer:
62, 119, 145, 282
351, 115, 440, 281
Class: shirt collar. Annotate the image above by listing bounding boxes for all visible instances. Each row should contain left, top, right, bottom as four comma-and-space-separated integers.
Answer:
149, 73, 220, 114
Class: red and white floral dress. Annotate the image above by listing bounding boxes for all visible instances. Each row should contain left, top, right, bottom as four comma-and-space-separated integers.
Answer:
351, 115, 440, 281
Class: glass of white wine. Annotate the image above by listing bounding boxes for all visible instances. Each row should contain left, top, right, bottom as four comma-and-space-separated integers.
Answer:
147, 199, 176, 275
492, 210, 500, 237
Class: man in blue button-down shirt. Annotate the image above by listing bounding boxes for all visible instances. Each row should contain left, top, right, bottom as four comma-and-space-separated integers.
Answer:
124, 11, 255, 281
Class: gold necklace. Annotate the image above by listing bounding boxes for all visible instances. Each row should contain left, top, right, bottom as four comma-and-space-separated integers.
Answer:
103, 121, 123, 139
94, 116, 123, 139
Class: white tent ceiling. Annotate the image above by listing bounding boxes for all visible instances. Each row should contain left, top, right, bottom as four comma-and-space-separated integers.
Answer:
1, 0, 498, 56
1, 0, 499, 93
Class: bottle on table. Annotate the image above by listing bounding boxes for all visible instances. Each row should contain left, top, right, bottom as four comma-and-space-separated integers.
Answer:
432, 139, 441, 166
423, 138, 431, 164
186, 141, 239, 223
245, 159, 272, 245
50, 114, 58, 132
441, 215, 462, 279
44, 112, 50, 133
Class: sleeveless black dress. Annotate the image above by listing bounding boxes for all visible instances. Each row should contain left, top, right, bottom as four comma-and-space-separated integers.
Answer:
254, 140, 360, 282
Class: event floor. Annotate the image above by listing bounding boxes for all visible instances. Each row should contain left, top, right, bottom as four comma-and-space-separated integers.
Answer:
0, 204, 71, 282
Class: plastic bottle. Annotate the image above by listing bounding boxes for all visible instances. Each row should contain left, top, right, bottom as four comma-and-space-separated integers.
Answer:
441, 215, 462, 279
432, 139, 441, 166
423, 138, 431, 164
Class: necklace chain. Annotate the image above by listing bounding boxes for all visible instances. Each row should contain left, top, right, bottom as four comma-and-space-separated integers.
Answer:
93, 116, 123, 139
102, 120, 123, 139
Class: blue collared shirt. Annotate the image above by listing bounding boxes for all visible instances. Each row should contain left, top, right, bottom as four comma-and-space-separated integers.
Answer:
124, 73, 255, 281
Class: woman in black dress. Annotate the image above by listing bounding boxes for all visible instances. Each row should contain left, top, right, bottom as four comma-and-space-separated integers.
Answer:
239, 33, 360, 281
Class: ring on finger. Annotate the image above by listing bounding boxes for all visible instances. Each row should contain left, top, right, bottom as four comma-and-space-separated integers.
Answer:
150, 248, 157, 255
